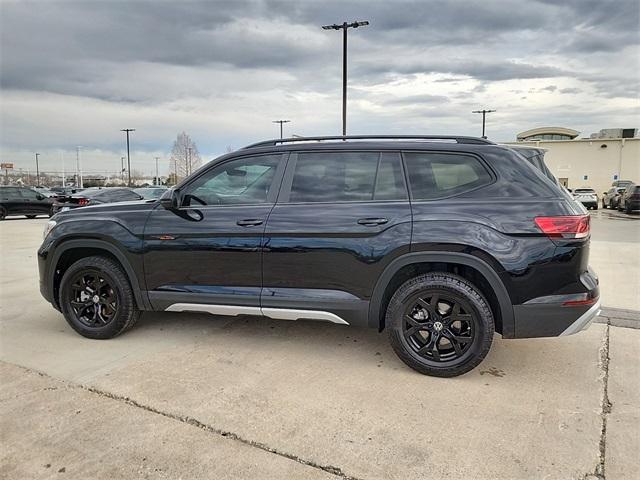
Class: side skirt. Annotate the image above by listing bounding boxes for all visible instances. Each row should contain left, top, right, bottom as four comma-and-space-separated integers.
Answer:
164, 303, 350, 325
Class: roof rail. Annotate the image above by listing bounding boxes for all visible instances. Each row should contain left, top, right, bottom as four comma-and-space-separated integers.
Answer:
243, 135, 495, 149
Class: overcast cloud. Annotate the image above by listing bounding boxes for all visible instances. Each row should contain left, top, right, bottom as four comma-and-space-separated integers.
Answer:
1, 0, 638, 176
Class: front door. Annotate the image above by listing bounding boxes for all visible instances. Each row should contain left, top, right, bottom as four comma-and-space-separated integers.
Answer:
143, 153, 286, 311
262, 150, 412, 327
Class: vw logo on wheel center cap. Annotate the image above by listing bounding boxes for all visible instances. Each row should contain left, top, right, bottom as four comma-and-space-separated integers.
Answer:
92, 295, 100, 304
433, 321, 444, 332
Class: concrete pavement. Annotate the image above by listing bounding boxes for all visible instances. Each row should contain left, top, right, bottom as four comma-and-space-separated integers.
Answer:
1, 214, 638, 479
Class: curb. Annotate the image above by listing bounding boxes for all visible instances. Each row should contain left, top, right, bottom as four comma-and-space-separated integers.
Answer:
596, 306, 640, 329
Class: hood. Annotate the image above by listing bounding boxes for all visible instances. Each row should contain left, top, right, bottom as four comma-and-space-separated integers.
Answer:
56, 199, 157, 218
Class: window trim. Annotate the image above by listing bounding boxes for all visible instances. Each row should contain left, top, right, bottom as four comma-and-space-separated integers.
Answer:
400, 150, 496, 202
277, 150, 409, 205
177, 152, 288, 209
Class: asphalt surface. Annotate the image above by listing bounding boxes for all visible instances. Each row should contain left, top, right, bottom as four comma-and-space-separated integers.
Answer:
1, 211, 638, 479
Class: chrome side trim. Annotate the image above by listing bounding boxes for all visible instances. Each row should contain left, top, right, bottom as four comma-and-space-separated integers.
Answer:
165, 303, 261, 317
163, 303, 350, 325
560, 300, 601, 336
262, 308, 349, 325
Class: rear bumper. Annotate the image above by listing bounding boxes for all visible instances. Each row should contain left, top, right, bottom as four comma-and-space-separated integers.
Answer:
511, 268, 600, 338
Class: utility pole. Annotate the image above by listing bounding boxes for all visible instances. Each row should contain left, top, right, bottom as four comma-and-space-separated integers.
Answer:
272, 120, 291, 139
120, 128, 135, 186
76, 146, 83, 188
120, 156, 125, 184
61, 151, 65, 187
187, 147, 192, 177
155, 157, 160, 185
472, 109, 496, 138
322, 20, 369, 136
35, 153, 40, 187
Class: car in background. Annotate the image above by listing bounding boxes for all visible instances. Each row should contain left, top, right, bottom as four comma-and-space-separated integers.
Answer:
32, 187, 60, 198
51, 187, 144, 214
612, 180, 632, 189
617, 182, 640, 214
572, 188, 598, 210
50, 186, 83, 198
602, 187, 626, 209
133, 186, 169, 200
0, 186, 54, 219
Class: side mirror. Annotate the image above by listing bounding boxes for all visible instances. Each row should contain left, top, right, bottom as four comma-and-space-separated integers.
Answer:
160, 188, 181, 210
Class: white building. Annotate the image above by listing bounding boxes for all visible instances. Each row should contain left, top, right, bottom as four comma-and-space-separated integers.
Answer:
507, 127, 639, 195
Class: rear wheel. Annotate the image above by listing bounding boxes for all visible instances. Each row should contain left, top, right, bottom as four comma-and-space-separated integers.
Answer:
386, 273, 494, 377
59, 256, 140, 339
0, 206, 6, 220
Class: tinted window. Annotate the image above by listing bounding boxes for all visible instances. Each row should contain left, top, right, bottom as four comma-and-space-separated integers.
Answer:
403, 152, 492, 200
108, 189, 142, 202
0, 188, 21, 200
185, 154, 281, 205
289, 152, 406, 203
19, 188, 39, 200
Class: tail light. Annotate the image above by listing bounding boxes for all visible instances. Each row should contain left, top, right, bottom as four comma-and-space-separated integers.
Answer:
78, 198, 89, 207
534, 215, 590, 239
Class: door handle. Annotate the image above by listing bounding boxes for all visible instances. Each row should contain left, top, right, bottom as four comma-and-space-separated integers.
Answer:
236, 219, 264, 227
357, 217, 389, 226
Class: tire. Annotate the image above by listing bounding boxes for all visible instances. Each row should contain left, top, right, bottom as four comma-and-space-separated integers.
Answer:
593, 205, 598, 210
59, 255, 140, 339
386, 273, 494, 377
25, 214, 37, 219
626, 204, 633, 214
0, 206, 6, 220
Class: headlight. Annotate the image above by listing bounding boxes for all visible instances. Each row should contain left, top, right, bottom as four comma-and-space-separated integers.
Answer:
43, 220, 57, 239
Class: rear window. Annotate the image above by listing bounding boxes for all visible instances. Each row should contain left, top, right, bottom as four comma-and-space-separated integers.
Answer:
288, 152, 407, 203
403, 152, 492, 200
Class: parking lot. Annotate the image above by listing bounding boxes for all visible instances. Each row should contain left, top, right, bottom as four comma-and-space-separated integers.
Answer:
1, 211, 638, 480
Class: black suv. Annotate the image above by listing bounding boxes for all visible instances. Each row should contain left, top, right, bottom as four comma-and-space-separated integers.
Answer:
38, 136, 600, 377
1, 186, 54, 219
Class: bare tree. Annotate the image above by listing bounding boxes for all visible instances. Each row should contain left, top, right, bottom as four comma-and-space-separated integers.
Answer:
170, 132, 201, 180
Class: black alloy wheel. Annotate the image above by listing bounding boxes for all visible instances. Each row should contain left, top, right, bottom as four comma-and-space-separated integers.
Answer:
59, 256, 140, 339
65, 270, 119, 328
387, 273, 494, 377
402, 292, 475, 362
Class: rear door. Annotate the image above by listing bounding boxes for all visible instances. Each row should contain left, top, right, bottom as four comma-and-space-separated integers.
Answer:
261, 150, 412, 326
18, 188, 51, 214
1, 188, 23, 214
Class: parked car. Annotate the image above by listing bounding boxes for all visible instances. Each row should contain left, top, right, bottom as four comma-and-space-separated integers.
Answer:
39, 135, 599, 377
611, 180, 633, 189
51, 187, 144, 214
50, 186, 83, 198
32, 186, 61, 198
0, 186, 54, 219
572, 188, 599, 210
617, 182, 640, 214
134, 186, 169, 200
602, 187, 626, 209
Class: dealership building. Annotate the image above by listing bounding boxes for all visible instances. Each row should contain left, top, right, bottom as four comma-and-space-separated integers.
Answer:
506, 127, 639, 195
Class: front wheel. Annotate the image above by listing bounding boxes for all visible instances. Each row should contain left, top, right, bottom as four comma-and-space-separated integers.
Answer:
59, 256, 140, 339
386, 273, 494, 377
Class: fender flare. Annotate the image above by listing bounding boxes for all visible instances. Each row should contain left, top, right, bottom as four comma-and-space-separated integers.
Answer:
368, 251, 514, 337
47, 239, 151, 310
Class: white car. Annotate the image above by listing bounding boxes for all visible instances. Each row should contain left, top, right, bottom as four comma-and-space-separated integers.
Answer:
572, 188, 598, 210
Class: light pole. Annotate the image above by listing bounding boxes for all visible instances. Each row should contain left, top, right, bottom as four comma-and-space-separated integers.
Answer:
154, 157, 160, 185
322, 20, 369, 136
187, 147, 192, 176
120, 157, 125, 184
472, 109, 496, 138
272, 120, 291, 139
120, 128, 135, 186
76, 146, 83, 188
35, 153, 40, 187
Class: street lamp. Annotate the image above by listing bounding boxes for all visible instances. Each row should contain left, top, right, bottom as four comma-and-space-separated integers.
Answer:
35, 153, 40, 187
321, 20, 369, 136
272, 120, 291, 139
120, 128, 135, 186
472, 109, 496, 139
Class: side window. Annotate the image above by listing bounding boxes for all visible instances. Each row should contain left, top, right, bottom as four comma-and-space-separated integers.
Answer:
184, 154, 281, 206
403, 152, 492, 200
288, 152, 406, 203
19, 188, 39, 200
1, 188, 20, 200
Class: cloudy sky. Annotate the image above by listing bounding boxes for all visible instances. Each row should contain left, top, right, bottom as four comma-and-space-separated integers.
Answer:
1, 0, 638, 177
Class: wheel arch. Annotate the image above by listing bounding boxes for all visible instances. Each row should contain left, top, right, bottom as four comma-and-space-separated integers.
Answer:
369, 252, 514, 337
49, 239, 150, 311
